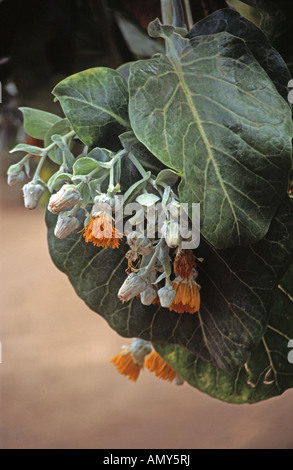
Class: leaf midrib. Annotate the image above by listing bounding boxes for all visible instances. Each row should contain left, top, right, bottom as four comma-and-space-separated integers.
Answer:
167, 53, 241, 242
57, 95, 130, 130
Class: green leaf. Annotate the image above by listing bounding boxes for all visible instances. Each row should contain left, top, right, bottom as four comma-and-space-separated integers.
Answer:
50, 134, 76, 166
10, 143, 44, 156
44, 118, 72, 164
114, 12, 165, 59
186, 9, 291, 101
119, 131, 166, 174
72, 157, 104, 176
155, 169, 180, 188
135, 192, 161, 206
52, 67, 131, 148
155, 260, 293, 404
46, 196, 293, 371
19, 107, 62, 140
87, 147, 113, 163
255, 0, 293, 44
129, 20, 293, 249
47, 171, 73, 193
123, 172, 151, 203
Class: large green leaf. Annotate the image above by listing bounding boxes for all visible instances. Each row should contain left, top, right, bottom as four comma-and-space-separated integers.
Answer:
186, 9, 291, 100
46, 197, 293, 371
19, 107, 62, 140
128, 20, 292, 249
155, 261, 293, 404
52, 67, 131, 149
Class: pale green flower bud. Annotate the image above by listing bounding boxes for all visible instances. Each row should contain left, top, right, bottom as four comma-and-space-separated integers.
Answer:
129, 338, 152, 365
48, 184, 80, 214
174, 375, 184, 385
7, 163, 25, 186
168, 199, 180, 218
22, 181, 45, 209
54, 212, 80, 239
94, 193, 115, 212
127, 232, 154, 256
140, 285, 158, 306
161, 221, 180, 248
158, 283, 176, 308
118, 273, 147, 303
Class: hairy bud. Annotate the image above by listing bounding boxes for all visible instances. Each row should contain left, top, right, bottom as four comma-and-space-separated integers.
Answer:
22, 182, 45, 209
118, 273, 147, 303
48, 184, 80, 214
158, 283, 176, 308
7, 163, 25, 186
54, 212, 80, 239
140, 285, 158, 306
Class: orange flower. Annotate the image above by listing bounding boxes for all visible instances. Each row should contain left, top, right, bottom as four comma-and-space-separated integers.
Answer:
173, 249, 197, 278
169, 249, 201, 314
110, 349, 142, 382
170, 278, 200, 314
110, 339, 152, 382
82, 211, 122, 249
144, 350, 177, 382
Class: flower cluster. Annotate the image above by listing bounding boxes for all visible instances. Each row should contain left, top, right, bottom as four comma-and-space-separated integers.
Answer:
110, 338, 184, 385
119, 243, 201, 315
7, 114, 202, 390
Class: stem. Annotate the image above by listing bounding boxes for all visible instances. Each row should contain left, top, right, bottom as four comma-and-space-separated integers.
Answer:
32, 130, 76, 184
161, 0, 173, 25
171, 0, 185, 27
143, 239, 164, 278
32, 153, 47, 183
183, 0, 193, 30
109, 150, 127, 190
128, 152, 149, 178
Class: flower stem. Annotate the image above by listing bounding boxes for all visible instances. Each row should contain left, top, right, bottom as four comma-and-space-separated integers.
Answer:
128, 152, 148, 178
183, 0, 193, 30
32, 153, 47, 183
32, 130, 76, 184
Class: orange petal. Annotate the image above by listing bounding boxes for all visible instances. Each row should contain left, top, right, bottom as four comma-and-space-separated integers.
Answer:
144, 351, 177, 382
173, 249, 197, 279
169, 280, 200, 314
110, 351, 141, 382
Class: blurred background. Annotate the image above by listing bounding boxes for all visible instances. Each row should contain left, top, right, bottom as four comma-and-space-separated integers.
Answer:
1, 0, 293, 449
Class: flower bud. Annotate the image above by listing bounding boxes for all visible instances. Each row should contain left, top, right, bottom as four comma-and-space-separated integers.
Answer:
54, 212, 80, 239
94, 193, 115, 212
48, 184, 80, 214
118, 273, 147, 303
22, 182, 45, 209
161, 221, 180, 248
174, 375, 184, 385
7, 170, 26, 186
7, 163, 25, 186
140, 285, 158, 306
158, 283, 176, 308
130, 338, 152, 365
127, 232, 154, 256
168, 199, 180, 218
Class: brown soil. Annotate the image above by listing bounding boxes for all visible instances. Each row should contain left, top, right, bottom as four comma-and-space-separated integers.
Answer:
1, 203, 293, 449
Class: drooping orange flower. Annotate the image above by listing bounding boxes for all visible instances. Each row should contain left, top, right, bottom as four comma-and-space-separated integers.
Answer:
169, 249, 201, 314
144, 350, 177, 382
82, 211, 122, 249
170, 277, 200, 314
110, 339, 152, 382
173, 248, 197, 278
110, 349, 142, 382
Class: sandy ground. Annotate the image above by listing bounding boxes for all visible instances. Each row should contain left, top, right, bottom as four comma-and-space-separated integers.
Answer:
1, 201, 293, 449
